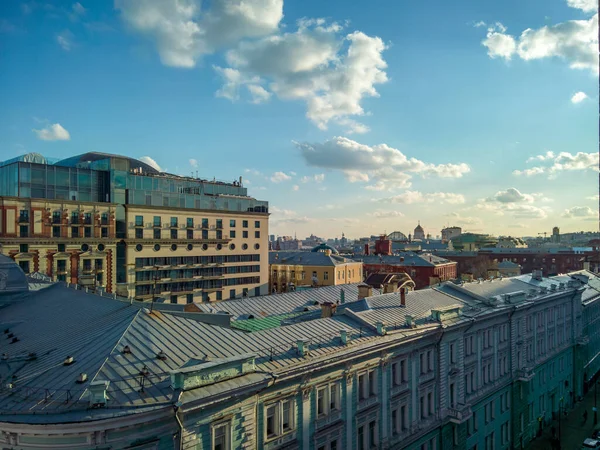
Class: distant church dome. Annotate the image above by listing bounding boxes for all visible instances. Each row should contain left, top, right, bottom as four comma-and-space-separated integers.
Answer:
413, 221, 425, 240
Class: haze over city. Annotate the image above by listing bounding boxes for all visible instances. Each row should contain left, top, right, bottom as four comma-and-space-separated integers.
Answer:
0, 0, 598, 237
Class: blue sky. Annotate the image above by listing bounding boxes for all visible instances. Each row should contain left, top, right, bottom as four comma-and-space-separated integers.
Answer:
0, 0, 597, 239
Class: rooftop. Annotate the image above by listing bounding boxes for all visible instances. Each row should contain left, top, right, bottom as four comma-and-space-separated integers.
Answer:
269, 251, 357, 267
356, 252, 455, 267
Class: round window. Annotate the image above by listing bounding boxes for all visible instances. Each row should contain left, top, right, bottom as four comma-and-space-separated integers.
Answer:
254, 243, 260, 250
81, 244, 89, 252
229, 244, 236, 250
216, 244, 222, 251
187, 243, 193, 251
202, 244, 208, 251
135, 244, 143, 252
154, 244, 161, 252
242, 243, 248, 250
98, 243, 105, 252
171, 244, 177, 251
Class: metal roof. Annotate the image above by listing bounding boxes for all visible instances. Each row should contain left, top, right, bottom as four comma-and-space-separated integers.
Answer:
269, 251, 356, 267
357, 252, 454, 267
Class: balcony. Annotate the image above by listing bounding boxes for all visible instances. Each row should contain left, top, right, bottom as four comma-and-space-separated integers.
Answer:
153, 222, 162, 228
315, 411, 342, 430
516, 367, 535, 382
577, 336, 590, 346
264, 432, 297, 450
134, 221, 144, 227
358, 395, 379, 411
201, 223, 209, 229
446, 404, 472, 424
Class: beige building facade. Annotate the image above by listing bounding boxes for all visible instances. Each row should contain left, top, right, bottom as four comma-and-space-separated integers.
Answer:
0, 196, 118, 291
123, 205, 269, 302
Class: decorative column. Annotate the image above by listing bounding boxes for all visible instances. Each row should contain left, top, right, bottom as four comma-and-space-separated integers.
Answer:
46, 251, 54, 277
346, 372, 354, 450
302, 387, 312, 450
106, 249, 113, 293
70, 252, 79, 285
32, 250, 39, 273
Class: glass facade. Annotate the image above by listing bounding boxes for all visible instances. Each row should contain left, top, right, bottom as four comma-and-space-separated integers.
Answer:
0, 153, 268, 214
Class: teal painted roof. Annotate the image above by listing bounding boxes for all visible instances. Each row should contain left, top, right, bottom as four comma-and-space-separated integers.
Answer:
230, 312, 311, 332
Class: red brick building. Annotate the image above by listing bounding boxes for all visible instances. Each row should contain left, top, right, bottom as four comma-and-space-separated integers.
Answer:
357, 253, 457, 289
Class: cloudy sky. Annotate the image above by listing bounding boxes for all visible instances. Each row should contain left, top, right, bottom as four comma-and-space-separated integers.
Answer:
0, 0, 597, 239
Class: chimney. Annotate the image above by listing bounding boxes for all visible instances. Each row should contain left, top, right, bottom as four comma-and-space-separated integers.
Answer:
400, 288, 406, 307
340, 329, 348, 345
320, 302, 337, 318
532, 268, 543, 281
89, 380, 110, 407
297, 340, 309, 357
364, 243, 370, 255
324, 249, 332, 256
405, 315, 415, 328
358, 284, 373, 300
376, 322, 386, 336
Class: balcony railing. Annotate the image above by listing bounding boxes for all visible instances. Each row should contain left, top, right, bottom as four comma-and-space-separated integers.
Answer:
446, 404, 472, 424
516, 367, 535, 382
18, 214, 29, 223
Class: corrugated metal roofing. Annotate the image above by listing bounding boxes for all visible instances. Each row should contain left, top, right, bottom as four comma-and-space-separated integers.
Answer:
357, 252, 454, 267
269, 251, 356, 266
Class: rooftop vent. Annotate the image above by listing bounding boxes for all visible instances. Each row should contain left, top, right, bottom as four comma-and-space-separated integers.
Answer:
122, 345, 131, 354
89, 380, 110, 408
27, 352, 37, 361
76, 373, 88, 384
156, 350, 167, 361
550, 284, 557, 291
1, 353, 7, 361
63, 356, 75, 366
532, 269, 543, 281
340, 329, 349, 345
297, 339, 310, 357
405, 315, 416, 328
376, 322, 386, 336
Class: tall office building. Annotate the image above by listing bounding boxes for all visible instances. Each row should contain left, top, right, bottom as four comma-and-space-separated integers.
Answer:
0, 152, 269, 303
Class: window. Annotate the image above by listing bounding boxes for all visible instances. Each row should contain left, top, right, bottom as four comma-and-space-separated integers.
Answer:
243, 230, 248, 238
202, 218, 209, 228
449, 383, 456, 407
449, 342, 456, 364
230, 289, 236, 299
135, 215, 143, 226
265, 398, 295, 439
170, 217, 178, 227
317, 382, 341, 416
212, 421, 231, 450
203, 230, 209, 239
52, 226, 61, 238
153, 216, 161, 227
53, 211, 62, 224
71, 212, 79, 224
187, 229, 193, 239
318, 438, 340, 450
255, 231, 260, 238
171, 229, 178, 239
18, 260, 30, 274
186, 294, 193, 304
71, 226, 79, 238
358, 370, 377, 400
57, 244, 66, 253
324, 271, 329, 280
216, 219, 223, 229
187, 218, 194, 228
485, 400, 495, 424
243, 220, 248, 228
500, 421, 509, 445
19, 244, 28, 253
19, 225, 28, 237
465, 335, 475, 356
101, 227, 108, 238
171, 295, 178, 304
467, 410, 478, 436
216, 230, 223, 240
135, 228, 143, 239
230, 219, 236, 227
255, 220, 260, 228
357, 420, 378, 450
230, 230, 236, 238
392, 359, 408, 386
154, 229, 161, 239
84, 227, 92, 238
485, 432, 495, 450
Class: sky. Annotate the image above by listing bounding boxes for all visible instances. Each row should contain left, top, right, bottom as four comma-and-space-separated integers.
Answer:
0, 0, 598, 240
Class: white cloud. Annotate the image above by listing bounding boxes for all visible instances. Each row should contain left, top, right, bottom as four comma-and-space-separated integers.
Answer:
571, 91, 588, 103
247, 84, 272, 104
513, 167, 545, 176
445, 212, 483, 226
587, 194, 600, 200
220, 21, 389, 130
526, 150, 555, 162
115, 0, 283, 68
567, 0, 598, 13
292, 185, 299, 191
482, 23, 517, 59
562, 205, 598, 219
300, 173, 325, 183
189, 158, 198, 168
488, 187, 536, 203
480, 12, 599, 75
69, 2, 86, 20
32, 123, 71, 141
371, 210, 404, 219
379, 191, 466, 205
269, 206, 313, 224
139, 156, 162, 171
270, 171, 292, 183
473, 21, 487, 28
56, 30, 75, 51
294, 136, 470, 191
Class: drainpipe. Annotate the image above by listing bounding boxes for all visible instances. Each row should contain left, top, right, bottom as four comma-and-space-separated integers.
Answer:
174, 391, 184, 450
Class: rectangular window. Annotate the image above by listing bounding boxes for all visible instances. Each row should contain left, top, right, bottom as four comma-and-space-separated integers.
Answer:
154, 229, 161, 239
57, 244, 66, 253
18, 260, 30, 274
230, 219, 236, 227
153, 216, 161, 227
358, 370, 376, 400
202, 230, 209, 239
230, 289, 236, 299
202, 218, 209, 228
171, 229, 178, 239
485, 432, 495, 450
230, 230, 236, 238
265, 399, 295, 439
212, 421, 231, 450
450, 342, 456, 364
53, 211, 62, 224
243, 220, 248, 228
255, 230, 260, 238
135, 228, 143, 239
187, 229, 193, 239
135, 215, 143, 226
216, 219, 223, 229
84, 226, 92, 238
71, 226, 79, 238
101, 227, 108, 238
170, 217, 178, 227
187, 218, 194, 228
324, 271, 329, 280
52, 226, 61, 238
19, 244, 28, 253
255, 220, 260, 228
450, 383, 456, 407
243, 231, 248, 238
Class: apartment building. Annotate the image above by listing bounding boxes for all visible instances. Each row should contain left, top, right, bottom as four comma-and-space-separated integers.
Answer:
0, 152, 269, 302
2, 260, 598, 450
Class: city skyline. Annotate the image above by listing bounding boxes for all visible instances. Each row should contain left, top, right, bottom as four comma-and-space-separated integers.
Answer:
0, 0, 598, 238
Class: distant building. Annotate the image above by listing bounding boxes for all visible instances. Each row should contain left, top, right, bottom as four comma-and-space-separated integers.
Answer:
269, 244, 363, 293
497, 236, 528, 248
413, 221, 425, 240
441, 226, 462, 242
357, 252, 457, 289
553, 226, 560, 243
450, 232, 498, 251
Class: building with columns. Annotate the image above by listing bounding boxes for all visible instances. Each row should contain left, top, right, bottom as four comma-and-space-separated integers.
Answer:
1, 257, 599, 450
0, 152, 269, 303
